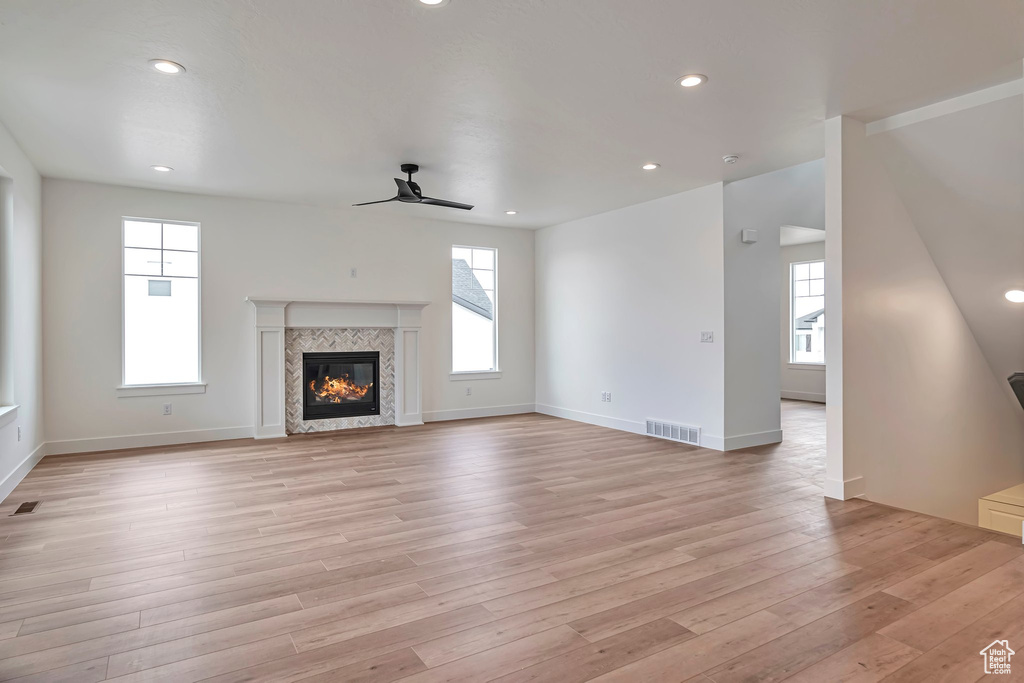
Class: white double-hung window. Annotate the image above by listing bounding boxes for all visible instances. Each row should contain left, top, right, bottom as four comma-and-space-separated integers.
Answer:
122, 218, 201, 386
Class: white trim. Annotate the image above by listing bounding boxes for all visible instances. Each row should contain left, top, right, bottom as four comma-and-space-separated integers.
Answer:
423, 403, 534, 423
535, 403, 728, 451
535, 403, 646, 435
781, 390, 826, 403
865, 78, 1023, 135
116, 383, 207, 397
449, 371, 502, 381
823, 475, 866, 501
0, 404, 17, 430
700, 434, 725, 451
722, 429, 783, 451
787, 363, 825, 371
45, 426, 252, 456
0, 442, 45, 504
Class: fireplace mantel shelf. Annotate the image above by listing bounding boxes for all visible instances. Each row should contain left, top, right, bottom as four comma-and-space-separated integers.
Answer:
245, 297, 429, 308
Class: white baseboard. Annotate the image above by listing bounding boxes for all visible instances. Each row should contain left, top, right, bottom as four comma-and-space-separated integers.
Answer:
824, 475, 866, 501
45, 426, 253, 456
698, 434, 724, 451
0, 443, 46, 503
423, 403, 535, 423
722, 429, 784, 451
781, 390, 826, 403
535, 404, 646, 435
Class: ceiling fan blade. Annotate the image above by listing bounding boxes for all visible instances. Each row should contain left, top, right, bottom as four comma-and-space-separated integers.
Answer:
394, 178, 418, 199
420, 196, 474, 211
352, 196, 399, 206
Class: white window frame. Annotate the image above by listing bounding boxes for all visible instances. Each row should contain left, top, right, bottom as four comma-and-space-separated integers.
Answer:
117, 216, 206, 396
450, 245, 501, 379
0, 175, 16, 428
789, 258, 825, 368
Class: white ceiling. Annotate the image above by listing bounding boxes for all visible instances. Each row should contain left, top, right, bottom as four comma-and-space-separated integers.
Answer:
872, 95, 1024, 398
0, 1, 1022, 228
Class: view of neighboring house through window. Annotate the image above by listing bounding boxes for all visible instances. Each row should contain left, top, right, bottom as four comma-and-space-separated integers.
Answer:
123, 218, 200, 385
791, 259, 825, 364
452, 246, 497, 372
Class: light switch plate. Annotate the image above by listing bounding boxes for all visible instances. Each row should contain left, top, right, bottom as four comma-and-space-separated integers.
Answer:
701, 331, 714, 343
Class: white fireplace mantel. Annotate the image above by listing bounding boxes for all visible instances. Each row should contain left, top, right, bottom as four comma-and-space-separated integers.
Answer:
246, 298, 430, 439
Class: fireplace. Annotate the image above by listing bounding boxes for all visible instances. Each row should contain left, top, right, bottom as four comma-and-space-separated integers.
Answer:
302, 351, 380, 420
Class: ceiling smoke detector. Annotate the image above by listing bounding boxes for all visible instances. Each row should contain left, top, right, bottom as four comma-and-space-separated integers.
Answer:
722, 155, 740, 164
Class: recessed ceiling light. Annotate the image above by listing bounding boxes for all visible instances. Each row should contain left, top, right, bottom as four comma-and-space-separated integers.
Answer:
150, 59, 185, 75
722, 155, 740, 164
505, 210, 518, 215
1006, 290, 1024, 303
418, 0, 450, 6
642, 163, 660, 171
150, 165, 173, 172
678, 74, 707, 88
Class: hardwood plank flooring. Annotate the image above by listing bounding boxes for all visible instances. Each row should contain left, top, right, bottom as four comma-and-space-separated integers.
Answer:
0, 401, 1019, 681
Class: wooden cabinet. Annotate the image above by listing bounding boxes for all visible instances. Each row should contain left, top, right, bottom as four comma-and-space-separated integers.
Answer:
979, 483, 1024, 538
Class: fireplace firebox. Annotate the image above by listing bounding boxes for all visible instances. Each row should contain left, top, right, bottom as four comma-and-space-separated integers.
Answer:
302, 351, 380, 420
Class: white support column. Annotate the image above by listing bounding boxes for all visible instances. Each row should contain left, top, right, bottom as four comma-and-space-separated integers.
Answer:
394, 327, 423, 426
251, 301, 287, 439
823, 116, 865, 500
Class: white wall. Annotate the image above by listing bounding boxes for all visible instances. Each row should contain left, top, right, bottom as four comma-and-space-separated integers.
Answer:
535, 184, 726, 446
780, 241, 826, 402
0, 119, 43, 500
723, 160, 825, 446
827, 115, 1024, 524
42, 179, 535, 451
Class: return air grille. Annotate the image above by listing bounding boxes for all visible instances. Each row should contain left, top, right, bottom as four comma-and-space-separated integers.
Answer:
645, 419, 700, 446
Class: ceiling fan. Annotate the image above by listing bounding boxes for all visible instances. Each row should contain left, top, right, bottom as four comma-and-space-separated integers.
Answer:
353, 164, 473, 211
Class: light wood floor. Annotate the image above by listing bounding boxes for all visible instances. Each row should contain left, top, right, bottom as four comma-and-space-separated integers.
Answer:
0, 403, 1020, 682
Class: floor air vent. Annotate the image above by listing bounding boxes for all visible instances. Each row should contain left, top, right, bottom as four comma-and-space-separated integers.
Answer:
645, 419, 700, 446
11, 501, 39, 516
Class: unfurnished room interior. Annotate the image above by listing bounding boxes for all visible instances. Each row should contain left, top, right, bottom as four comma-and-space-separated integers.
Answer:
0, 1, 1022, 681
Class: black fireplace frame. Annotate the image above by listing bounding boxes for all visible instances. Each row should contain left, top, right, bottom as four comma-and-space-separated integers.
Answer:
302, 351, 380, 421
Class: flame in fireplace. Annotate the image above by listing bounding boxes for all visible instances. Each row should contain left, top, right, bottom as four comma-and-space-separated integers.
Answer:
309, 374, 373, 403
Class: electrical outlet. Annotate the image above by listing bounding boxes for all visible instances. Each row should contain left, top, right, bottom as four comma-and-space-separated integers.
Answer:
465, 387, 472, 396
162, 403, 172, 416
17, 426, 21, 442
606, 391, 612, 402
701, 331, 714, 343
350, 267, 358, 278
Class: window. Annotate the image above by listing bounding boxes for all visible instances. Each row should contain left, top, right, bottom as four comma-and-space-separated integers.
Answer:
123, 218, 200, 385
451, 246, 497, 373
790, 259, 825, 364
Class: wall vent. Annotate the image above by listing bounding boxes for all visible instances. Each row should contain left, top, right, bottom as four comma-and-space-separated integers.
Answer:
645, 419, 700, 446
11, 501, 39, 516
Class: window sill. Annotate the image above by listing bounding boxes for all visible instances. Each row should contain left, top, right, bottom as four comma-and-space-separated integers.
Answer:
788, 363, 826, 371
0, 405, 18, 430
449, 371, 502, 381
116, 383, 207, 397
